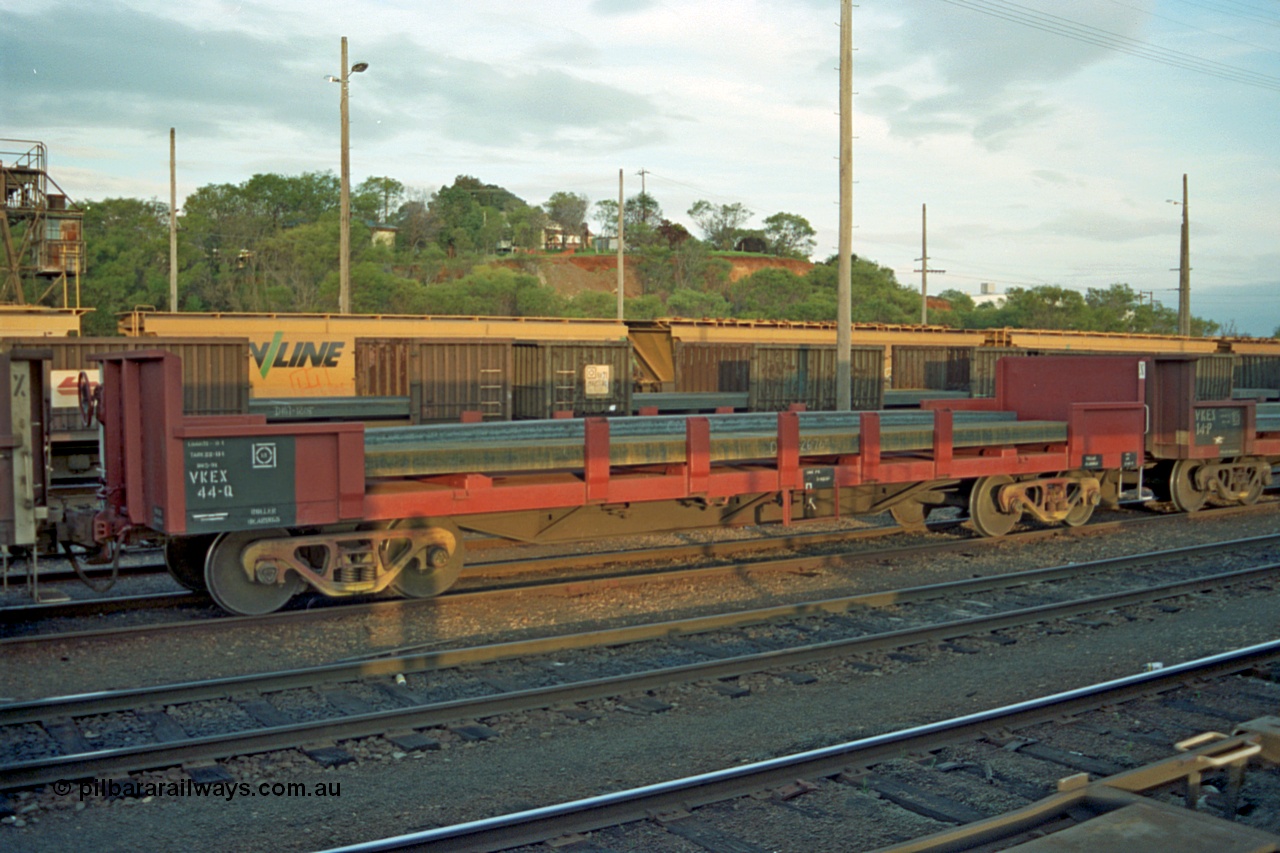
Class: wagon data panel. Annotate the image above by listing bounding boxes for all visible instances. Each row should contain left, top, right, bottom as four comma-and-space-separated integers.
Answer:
183, 436, 298, 534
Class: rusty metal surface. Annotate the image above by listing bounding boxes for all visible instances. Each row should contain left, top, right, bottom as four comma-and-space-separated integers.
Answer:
749, 344, 884, 411
1236, 356, 1280, 391
891, 345, 973, 391
354, 338, 411, 397
970, 347, 1030, 397
356, 338, 514, 422
1195, 354, 1235, 401
512, 340, 632, 418
1, 140, 86, 294
2, 336, 249, 432
673, 341, 754, 393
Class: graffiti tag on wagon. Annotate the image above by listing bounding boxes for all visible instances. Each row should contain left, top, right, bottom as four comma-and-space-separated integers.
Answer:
249, 331, 347, 379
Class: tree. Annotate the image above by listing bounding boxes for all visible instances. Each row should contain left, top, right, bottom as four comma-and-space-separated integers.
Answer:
417, 265, 566, 316
993, 286, 1090, 330
354, 176, 405, 222
543, 191, 589, 234
593, 199, 619, 238
624, 192, 662, 229
654, 219, 693, 248
624, 294, 666, 319
667, 287, 730, 319
79, 198, 171, 334
564, 290, 616, 318
727, 268, 810, 318
505, 203, 549, 251
623, 192, 664, 249
426, 180, 499, 257
762, 212, 816, 259
688, 200, 752, 250
809, 255, 920, 324
393, 193, 432, 254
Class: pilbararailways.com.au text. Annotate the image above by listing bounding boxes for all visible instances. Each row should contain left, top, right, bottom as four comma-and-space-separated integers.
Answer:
54, 778, 341, 801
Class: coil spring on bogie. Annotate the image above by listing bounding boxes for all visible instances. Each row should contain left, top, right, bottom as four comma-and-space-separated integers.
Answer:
334, 541, 378, 585
334, 564, 377, 584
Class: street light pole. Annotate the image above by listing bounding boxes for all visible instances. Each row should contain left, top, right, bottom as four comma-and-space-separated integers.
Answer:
335, 36, 368, 315
339, 37, 352, 314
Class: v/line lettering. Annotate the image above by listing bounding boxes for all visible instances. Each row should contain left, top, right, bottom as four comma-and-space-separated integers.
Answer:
250, 331, 346, 377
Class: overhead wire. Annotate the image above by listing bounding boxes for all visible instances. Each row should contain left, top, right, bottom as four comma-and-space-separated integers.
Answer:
1173, 0, 1280, 28
932, 0, 1280, 92
1102, 0, 1280, 57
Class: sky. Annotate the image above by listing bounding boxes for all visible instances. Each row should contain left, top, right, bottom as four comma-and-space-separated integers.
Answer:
3, 0, 1278, 335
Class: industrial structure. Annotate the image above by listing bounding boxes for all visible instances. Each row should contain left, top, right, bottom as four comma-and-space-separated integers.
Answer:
0, 139, 84, 308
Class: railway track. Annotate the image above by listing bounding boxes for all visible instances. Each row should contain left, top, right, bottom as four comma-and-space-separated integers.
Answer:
2, 534, 1277, 792
329, 641, 1280, 852
3, 502, 1275, 645
0, 518, 944, 633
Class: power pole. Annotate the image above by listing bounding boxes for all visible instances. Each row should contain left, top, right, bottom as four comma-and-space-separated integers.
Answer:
169, 128, 178, 312
914, 204, 945, 325
616, 169, 625, 321
1177, 173, 1190, 336
635, 168, 650, 223
836, 0, 854, 411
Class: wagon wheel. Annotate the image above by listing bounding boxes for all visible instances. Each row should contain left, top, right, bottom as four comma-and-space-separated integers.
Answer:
889, 499, 933, 532
1062, 487, 1096, 527
968, 475, 1021, 537
1168, 459, 1208, 513
1059, 475, 1096, 528
1238, 460, 1265, 506
381, 518, 465, 599
205, 528, 304, 615
163, 534, 217, 592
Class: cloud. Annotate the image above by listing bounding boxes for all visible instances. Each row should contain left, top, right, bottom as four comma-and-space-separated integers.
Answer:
2, 3, 663, 156
369, 49, 663, 150
591, 0, 660, 15
2, 3, 331, 136
856, 0, 1156, 147
1038, 209, 1173, 242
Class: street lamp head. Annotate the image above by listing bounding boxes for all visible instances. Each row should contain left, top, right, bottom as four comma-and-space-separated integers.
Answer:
350, 62, 369, 74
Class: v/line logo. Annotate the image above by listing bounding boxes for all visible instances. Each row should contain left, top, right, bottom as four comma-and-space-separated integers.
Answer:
249, 332, 346, 378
